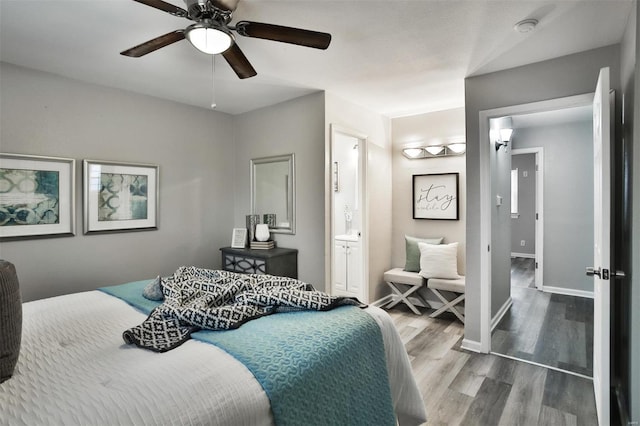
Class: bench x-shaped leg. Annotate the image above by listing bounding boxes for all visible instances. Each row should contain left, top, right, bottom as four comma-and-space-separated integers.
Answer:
429, 289, 465, 323
385, 281, 424, 315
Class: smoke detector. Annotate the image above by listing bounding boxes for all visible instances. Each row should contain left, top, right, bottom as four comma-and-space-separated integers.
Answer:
514, 19, 538, 33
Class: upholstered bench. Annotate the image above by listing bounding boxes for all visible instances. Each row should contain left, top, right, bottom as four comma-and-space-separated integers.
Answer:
383, 268, 466, 322
427, 277, 465, 323
383, 268, 428, 315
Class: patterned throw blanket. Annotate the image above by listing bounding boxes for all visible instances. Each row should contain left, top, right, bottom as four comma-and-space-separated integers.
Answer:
123, 266, 363, 352
101, 274, 397, 426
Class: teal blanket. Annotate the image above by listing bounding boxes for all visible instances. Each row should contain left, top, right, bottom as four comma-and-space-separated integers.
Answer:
100, 280, 396, 426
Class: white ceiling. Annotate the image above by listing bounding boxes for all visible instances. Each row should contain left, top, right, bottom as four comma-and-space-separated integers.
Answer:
0, 0, 633, 117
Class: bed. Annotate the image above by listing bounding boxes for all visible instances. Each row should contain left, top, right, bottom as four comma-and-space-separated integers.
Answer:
0, 266, 427, 426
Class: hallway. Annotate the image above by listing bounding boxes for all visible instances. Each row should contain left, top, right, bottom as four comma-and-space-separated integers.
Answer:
491, 257, 594, 377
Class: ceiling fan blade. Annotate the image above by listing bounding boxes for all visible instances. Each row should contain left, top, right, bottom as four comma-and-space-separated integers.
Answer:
120, 30, 185, 57
235, 21, 331, 50
132, 0, 188, 17
222, 43, 257, 79
209, 0, 240, 12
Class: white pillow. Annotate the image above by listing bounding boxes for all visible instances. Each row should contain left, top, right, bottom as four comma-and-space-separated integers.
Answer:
418, 242, 460, 279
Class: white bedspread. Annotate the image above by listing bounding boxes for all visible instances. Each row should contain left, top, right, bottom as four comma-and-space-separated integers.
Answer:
0, 291, 426, 425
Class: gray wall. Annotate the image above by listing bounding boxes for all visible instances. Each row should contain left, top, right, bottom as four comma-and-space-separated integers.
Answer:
620, 1, 639, 420
513, 121, 594, 294
464, 45, 621, 345
510, 153, 536, 256
233, 93, 326, 290
0, 62, 235, 302
391, 107, 466, 275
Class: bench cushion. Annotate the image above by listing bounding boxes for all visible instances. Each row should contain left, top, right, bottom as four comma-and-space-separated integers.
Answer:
427, 277, 465, 293
383, 268, 425, 287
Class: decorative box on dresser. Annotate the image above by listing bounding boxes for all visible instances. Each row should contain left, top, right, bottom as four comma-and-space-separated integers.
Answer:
220, 247, 298, 279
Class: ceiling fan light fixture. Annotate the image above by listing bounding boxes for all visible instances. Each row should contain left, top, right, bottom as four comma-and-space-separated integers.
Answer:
186, 23, 233, 54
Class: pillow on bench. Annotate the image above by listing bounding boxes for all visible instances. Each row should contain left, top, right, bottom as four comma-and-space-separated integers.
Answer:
404, 235, 443, 272
418, 242, 461, 280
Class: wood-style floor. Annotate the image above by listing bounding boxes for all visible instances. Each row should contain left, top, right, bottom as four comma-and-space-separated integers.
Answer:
386, 304, 598, 425
492, 258, 594, 377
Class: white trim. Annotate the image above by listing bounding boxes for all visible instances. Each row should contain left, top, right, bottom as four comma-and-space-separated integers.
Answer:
490, 352, 593, 380
328, 125, 369, 303
511, 252, 535, 259
491, 297, 513, 331
542, 285, 594, 299
512, 147, 544, 290
478, 93, 594, 354
371, 295, 394, 307
461, 338, 482, 353
478, 112, 492, 354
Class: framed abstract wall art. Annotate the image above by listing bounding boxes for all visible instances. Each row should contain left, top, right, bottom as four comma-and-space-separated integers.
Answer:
0, 153, 76, 240
412, 173, 459, 220
83, 160, 158, 234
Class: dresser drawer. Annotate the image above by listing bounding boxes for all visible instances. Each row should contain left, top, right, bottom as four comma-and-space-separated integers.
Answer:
219, 247, 298, 278
223, 253, 266, 274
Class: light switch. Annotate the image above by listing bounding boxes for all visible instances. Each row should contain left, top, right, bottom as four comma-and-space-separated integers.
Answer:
496, 195, 503, 206
523, 170, 528, 178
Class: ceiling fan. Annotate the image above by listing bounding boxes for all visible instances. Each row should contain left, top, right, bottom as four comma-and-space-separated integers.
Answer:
120, 0, 332, 79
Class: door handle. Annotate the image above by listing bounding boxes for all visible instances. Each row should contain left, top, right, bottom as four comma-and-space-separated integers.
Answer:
586, 267, 627, 280
612, 270, 626, 279
586, 267, 601, 278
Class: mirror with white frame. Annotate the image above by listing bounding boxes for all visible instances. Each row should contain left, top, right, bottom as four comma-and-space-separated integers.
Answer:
250, 154, 295, 234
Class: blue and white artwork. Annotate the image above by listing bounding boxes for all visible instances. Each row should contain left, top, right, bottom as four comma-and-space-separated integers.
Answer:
0, 168, 60, 226
98, 173, 148, 221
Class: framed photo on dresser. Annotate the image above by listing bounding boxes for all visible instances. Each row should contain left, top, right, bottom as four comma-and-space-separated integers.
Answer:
231, 228, 248, 248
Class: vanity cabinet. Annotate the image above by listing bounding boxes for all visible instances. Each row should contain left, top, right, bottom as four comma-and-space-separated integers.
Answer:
220, 247, 298, 278
333, 236, 361, 299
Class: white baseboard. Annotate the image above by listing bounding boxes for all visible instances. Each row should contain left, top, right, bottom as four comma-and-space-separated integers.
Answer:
542, 285, 594, 299
371, 295, 393, 307
511, 252, 535, 259
491, 297, 513, 331
461, 338, 482, 353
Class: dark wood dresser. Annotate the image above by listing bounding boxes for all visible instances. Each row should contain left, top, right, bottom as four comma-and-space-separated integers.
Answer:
219, 247, 298, 278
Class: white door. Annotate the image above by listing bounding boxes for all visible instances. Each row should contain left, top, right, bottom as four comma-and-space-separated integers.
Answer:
590, 67, 611, 426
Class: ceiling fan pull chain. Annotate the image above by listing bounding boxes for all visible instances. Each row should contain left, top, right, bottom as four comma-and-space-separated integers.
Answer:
211, 55, 217, 109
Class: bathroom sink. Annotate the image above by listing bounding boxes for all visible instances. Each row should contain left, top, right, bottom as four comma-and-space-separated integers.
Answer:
335, 234, 359, 242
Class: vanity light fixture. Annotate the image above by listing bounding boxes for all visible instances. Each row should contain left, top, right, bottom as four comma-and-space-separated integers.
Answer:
402, 148, 424, 159
425, 146, 445, 156
447, 143, 466, 154
401, 141, 466, 159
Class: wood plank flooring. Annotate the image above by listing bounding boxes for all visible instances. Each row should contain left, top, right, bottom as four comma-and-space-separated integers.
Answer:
492, 258, 594, 377
511, 257, 536, 289
386, 305, 598, 425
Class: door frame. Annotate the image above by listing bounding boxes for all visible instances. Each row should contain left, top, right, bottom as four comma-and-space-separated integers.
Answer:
327, 124, 369, 302
511, 147, 544, 290
477, 92, 594, 353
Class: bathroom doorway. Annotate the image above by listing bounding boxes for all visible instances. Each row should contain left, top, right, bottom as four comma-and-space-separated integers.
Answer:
330, 125, 367, 302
